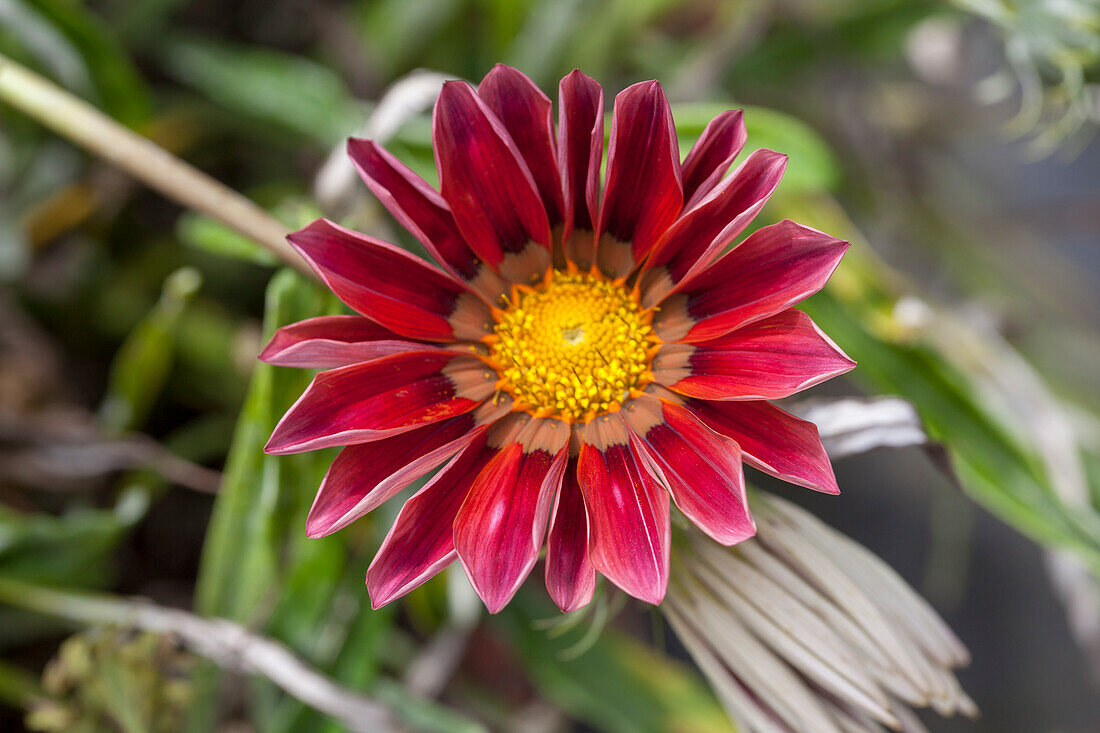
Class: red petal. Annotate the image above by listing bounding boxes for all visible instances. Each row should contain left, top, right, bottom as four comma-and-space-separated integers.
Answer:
578, 414, 670, 604
596, 81, 682, 278
288, 218, 491, 342
433, 81, 550, 282
688, 398, 840, 494
259, 315, 432, 369
479, 65, 563, 227
346, 139, 478, 280
640, 149, 787, 308
545, 457, 596, 612
623, 396, 754, 546
680, 110, 748, 208
454, 417, 569, 613
265, 351, 494, 454
654, 310, 855, 400
305, 415, 484, 538
557, 70, 603, 267
654, 220, 849, 343
366, 433, 498, 608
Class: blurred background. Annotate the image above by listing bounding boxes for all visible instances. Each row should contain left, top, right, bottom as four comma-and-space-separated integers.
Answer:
1, 0, 1099, 731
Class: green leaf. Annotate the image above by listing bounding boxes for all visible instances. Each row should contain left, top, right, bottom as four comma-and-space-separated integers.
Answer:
500, 595, 735, 733
193, 268, 337, 622
672, 103, 841, 195
176, 212, 279, 266
0, 489, 148, 647
98, 267, 203, 433
18, 0, 152, 126
160, 38, 364, 147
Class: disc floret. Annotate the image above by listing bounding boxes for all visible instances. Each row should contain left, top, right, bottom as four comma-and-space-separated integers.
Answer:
488, 270, 656, 421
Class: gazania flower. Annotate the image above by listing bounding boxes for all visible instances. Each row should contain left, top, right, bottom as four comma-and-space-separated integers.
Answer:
261, 65, 854, 613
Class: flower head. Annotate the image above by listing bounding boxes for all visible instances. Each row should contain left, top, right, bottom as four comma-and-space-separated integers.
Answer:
262, 65, 854, 613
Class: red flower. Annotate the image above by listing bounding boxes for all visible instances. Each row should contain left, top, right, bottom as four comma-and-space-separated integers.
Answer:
262, 66, 854, 613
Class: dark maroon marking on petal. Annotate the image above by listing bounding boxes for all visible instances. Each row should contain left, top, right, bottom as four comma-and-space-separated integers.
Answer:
265, 351, 493, 454
596, 81, 682, 276
577, 414, 670, 604
653, 220, 849, 343
454, 417, 569, 613
305, 414, 483, 538
623, 396, 754, 546
259, 315, 434, 369
366, 432, 499, 608
288, 218, 491, 342
545, 456, 596, 612
640, 149, 788, 308
347, 138, 482, 281
657, 310, 855, 401
557, 70, 604, 267
479, 65, 564, 228
680, 109, 747, 208
688, 398, 840, 495
433, 81, 551, 273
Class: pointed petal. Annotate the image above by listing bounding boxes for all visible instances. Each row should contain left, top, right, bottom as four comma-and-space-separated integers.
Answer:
680, 109, 747, 208
259, 315, 432, 369
640, 149, 787, 308
557, 70, 603, 268
288, 218, 491, 342
265, 351, 495, 454
545, 457, 596, 612
653, 310, 855, 400
688, 398, 840, 494
307, 413, 484, 538
578, 414, 670, 604
454, 417, 569, 613
479, 65, 563, 227
623, 395, 754, 545
366, 432, 498, 608
596, 81, 682, 278
433, 81, 550, 284
653, 220, 849, 343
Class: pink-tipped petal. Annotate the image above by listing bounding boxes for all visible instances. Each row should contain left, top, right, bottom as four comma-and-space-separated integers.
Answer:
640, 149, 788, 307
259, 315, 432, 369
454, 417, 570, 613
653, 220, 849, 343
545, 457, 596, 612
479, 65, 563, 228
578, 414, 670, 605
623, 396, 754, 546
288, 218, 491, 342
433, 81, 550, 283
654, 310, 855, 400
688, 398, 840, 494
681, 109, 748, 208
557, 69, 603, 267
596, 81, 682, 278
366, 434, 498, 608
265, 351, 494, 455
305, 415, 485, 538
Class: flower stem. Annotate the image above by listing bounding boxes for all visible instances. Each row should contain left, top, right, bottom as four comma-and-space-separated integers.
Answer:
0, 53, 312, 278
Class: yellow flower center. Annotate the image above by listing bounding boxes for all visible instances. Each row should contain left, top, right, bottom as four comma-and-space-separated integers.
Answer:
488, 270, 656, 422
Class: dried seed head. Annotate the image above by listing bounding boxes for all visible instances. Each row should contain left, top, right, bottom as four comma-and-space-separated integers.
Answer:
665, 491, 976, 733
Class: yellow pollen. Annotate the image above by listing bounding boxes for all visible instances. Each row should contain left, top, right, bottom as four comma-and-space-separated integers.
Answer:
488, 270, 655, 422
